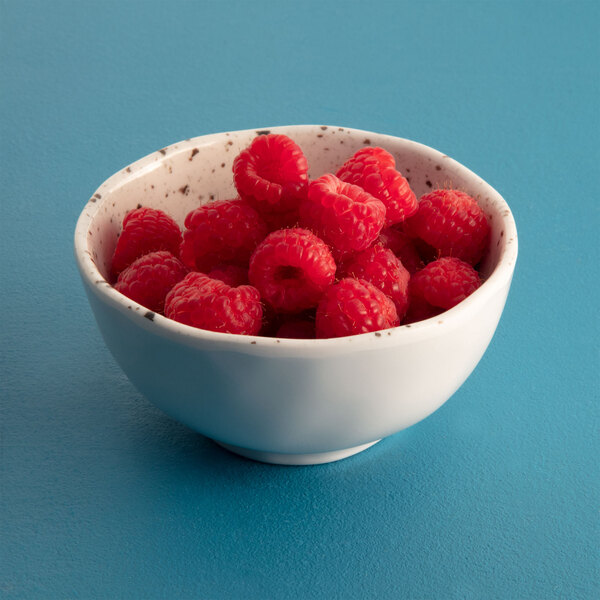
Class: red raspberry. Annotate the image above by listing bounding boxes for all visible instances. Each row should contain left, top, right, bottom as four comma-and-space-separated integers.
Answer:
316, 278, 399, 339
410, 257, 481, 311
249, 228, 336, 314
233, 134, 309, 215
207, 265, 249, 287
180, 198, 267, 272
275, 319, 316, 339
165, 272, 263, 335
111, 207, 182, 277
403, 189, 490, 265
300, 174, 386, 256
336, 147, 417, 226
114, 251, 188, 313
378, 226, 423, 274
338, 245, 410, 320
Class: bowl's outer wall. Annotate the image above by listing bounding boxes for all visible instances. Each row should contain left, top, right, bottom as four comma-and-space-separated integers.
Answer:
83, 276, 511, 454
76, 125, 518, 455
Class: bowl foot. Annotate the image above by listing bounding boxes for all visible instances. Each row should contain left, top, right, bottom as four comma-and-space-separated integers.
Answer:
213, 439, 381, 465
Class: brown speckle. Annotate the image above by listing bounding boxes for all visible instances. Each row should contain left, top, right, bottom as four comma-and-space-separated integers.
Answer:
500, 230, 504, 237
406, 168, 411, 173
221, 162, 225, 168
209, 194, 215, 200
144, 311, 155, 321
426, 180, 432, 188
137, 203, 142, 209
438, 320, 443, 325
198, 195, 204, 200
363, 138, 371, 145
375, 332, 381, 337
442, 155, 449, 159
250, 341, 257, 344
150, 185, 154, 189
227, 141, 233, 146
128, 305, 132, 309
168, 166, 172, 174
256, 130, 271, 135
339, 140, 344, 144
94, 193, 102, 200
406, 177, 411, 183
158, 148, 167, 156
126, 166, 132, 173
179, 184, 189, 195
165, 193, 169, 198
435, 165, 442, 171
89, 197, 97, 203
387, 331, 391, 336
405, 324, 411, 328
324, 147, 330, 151
317, 134, 323, 138
338, 127, 344, 131
211, 169, 215, 173
189, 148, 199, 161
320, 126, 328, 130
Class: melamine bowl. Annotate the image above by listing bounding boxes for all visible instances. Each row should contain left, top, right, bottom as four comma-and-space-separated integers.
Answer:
74, 125, 518, 465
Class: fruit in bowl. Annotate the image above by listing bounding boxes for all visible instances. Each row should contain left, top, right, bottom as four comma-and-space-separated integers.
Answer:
74, 125, 518, 465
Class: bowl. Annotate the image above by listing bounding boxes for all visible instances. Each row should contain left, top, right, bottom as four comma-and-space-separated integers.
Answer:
74, 125, 518, 465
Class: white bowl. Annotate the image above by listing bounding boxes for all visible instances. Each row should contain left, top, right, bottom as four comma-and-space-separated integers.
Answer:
74, 125, 518, 465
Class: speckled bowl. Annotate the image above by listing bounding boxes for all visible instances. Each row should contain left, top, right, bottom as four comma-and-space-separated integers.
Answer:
74, 125, 518, 465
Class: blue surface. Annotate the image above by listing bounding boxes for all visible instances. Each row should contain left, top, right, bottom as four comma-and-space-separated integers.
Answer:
1, 1, 598, 598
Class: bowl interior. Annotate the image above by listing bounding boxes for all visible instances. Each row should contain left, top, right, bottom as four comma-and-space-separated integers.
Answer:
82, 125, 515, 289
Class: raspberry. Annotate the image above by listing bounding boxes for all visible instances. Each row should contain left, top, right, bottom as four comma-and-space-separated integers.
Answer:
275, 319, 316, 339
336, 147, 417, 226
338, 245, 410, 320
180, 198, 267, 272
111, 207, 182, 277
316, 278, 399, 339
300, 174, 386, 256
114, 251, 188, 313
233, 134, 309, 215
410, 257, 481, 311
378, 226, 422, 274
165, 272, 263, 335
249, 228, 336, 314
403, 189, 490, 265
207, 265, 249, 287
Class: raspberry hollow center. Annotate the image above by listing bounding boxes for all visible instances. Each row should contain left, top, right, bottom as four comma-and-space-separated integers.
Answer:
275, 265, 304, 282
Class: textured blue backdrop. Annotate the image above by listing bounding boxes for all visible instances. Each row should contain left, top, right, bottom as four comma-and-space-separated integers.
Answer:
1, 1, 598, 598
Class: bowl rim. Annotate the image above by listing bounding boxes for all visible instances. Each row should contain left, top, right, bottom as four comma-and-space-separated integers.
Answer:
74, 124, 518, 354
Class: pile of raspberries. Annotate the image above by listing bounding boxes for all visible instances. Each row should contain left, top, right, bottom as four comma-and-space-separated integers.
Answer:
109, 134, 490, 339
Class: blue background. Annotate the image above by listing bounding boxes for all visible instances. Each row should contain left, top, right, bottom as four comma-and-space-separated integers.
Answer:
1, 1, 598, 598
